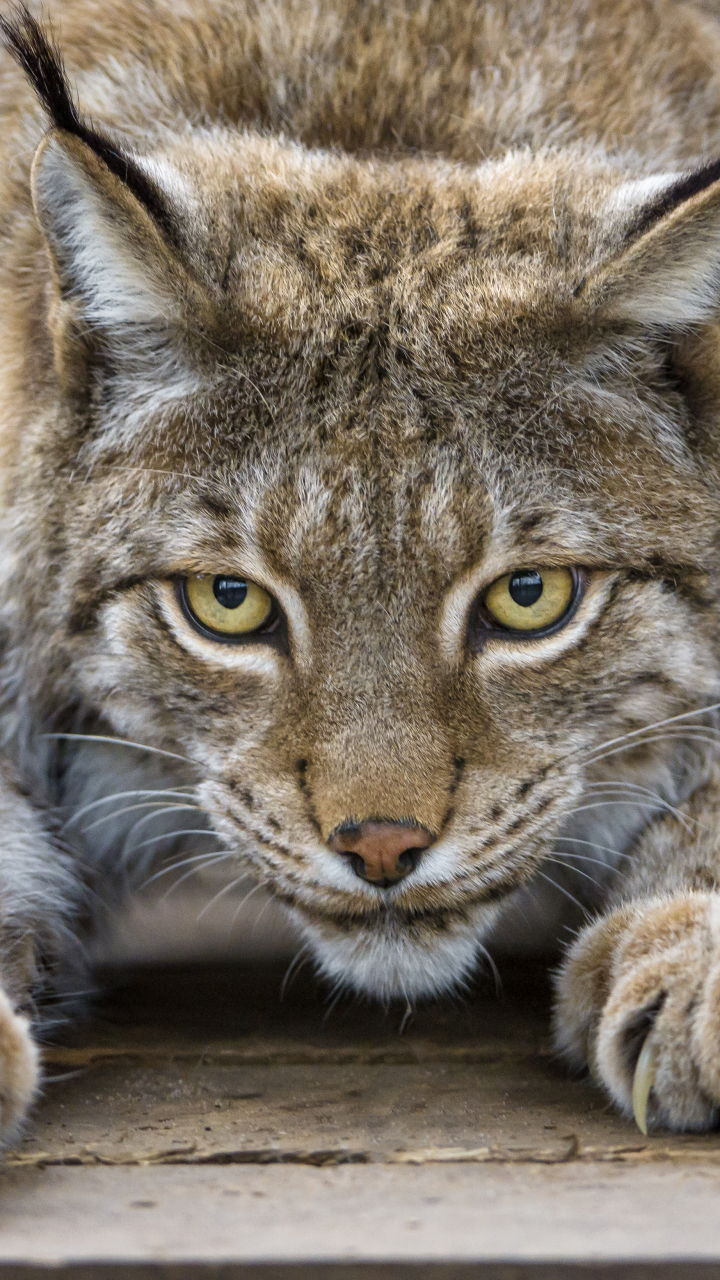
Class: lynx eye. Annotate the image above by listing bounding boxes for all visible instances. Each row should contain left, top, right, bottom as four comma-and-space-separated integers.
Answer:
182, 574, 274, 637
483, 567, 576, 634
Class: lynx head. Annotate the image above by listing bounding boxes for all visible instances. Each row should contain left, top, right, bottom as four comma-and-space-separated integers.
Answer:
4, 11, 720, 999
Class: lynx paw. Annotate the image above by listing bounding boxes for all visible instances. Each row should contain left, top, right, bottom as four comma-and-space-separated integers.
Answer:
554, 892, 720, 1132
0, 986, 39, 1143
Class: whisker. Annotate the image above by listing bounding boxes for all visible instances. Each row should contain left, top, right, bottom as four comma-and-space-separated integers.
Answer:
568, 794, 696, 832
249, 893, 275, 935
554, 835, 633, 861
322, 987, 346, 1025
82, 800, 201, 835
571, 702, 720, 767
582, 779, 689, 797
64, 788, 196, 829
230, 878, 267, 924
196, 873, 249, 921
156, 854, 236, 901
44, 732, 196, 766
534, 869, 587, 914
129, 828, 227, 855
552, 854, 631, 883
140, 849, 237, 890
476, 942, 502, 996
586, 730, 720, 768
580, 780, 692, 806
280, 945, 313, 1001
552, 850, 618, 869
399, 1002, 414, 1035
566, 799, 683, 818
544, 855, 624, 887
544, 857, 599, 886
43, 1069, 87, 1084
120, 807, 212, 858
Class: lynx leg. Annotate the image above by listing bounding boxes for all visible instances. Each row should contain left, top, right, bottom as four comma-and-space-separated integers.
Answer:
0, 987, 39, 1141
0, 762, 80, 1142
554, 893, 720, 1131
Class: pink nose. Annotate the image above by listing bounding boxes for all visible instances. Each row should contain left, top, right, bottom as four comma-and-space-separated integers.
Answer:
328, 821, 432, 886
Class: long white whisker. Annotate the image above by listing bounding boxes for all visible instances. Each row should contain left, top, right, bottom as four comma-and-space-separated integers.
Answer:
534, 869, 587, 913
571, 706, 720, 771
45, 732, 195, 765
64, 788, 196, 829
581, 781, 693, 808
569, 794, 696, 832
121, 806, 212, 857
552, 850, 618, 869
564, 800, 692, 828
544, 856, 604, 887
554, 836, 634, 861
583, 779, 689, 797
586, 730, 720, 768
158, 854, 237, 901
585, 701, 720, 755
140, 849, 237, 890
130, 828, 226, 855
545, 853, 631, 886
196, 874, 249, 921
281, 944, 313, 1000
249, 892, 275, 935
229, 878, 268, 924
476, 941, 502, 995
82, 800, 201, 835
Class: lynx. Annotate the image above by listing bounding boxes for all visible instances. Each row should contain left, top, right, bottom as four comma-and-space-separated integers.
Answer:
1, 0, 720, 1140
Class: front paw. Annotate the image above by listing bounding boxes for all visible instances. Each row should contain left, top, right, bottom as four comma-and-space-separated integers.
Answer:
0, 986, 39, 1143
554, 892, 720, 1132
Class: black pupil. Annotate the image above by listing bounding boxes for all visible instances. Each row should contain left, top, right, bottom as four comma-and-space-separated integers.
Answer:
509, 569, 543, 608
213, 576, 248, 610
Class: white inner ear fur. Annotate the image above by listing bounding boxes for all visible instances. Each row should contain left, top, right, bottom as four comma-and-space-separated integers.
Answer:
600, 175, 720, 330
604, 175, 682, 217
31, 137, 213, 439
32, 136, 178, 330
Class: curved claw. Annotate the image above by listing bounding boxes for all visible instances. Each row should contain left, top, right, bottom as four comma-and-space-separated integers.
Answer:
632, 1036, 656, 1135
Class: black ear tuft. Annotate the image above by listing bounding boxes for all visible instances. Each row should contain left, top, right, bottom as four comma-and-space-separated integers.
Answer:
0, 5, 177, 241
629, 158, 720, 243
0, 3, 82, 136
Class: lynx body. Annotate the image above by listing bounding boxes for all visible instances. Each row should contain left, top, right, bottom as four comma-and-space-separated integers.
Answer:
0, 0, 718, 1135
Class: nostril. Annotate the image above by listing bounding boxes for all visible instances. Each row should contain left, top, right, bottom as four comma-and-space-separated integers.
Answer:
340, 846, 425, 886
396, 847, 424, 877
344, 852, 370, 882
329, 820, 432, 887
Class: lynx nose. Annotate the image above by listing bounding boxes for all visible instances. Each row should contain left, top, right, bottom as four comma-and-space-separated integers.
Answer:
328, 821, 432, 887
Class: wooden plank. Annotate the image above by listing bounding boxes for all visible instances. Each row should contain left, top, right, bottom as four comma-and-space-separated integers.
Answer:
2, 1163, 720, 1274
2, 959, 720, 1275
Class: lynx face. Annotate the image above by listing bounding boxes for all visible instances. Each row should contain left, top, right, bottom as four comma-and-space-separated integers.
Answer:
5, 17, 720, 1000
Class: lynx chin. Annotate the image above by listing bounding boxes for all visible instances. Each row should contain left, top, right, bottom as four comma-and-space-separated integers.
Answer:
1, 0, 720, 1139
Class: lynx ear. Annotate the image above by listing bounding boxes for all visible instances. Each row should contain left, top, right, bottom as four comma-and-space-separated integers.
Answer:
32, 129, 183, 328
31, 130, 185, 331
1, 7, 202, 412
581, 162, 720, 330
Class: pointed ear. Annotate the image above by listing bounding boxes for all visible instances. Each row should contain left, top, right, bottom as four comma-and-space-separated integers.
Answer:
31, 129, 185, 331
1, 6, 205, 414
580, 162, 720, 330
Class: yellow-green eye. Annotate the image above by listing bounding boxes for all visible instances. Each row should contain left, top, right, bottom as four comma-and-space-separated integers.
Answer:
484, 567, 575, 633
183, 574, 274, 637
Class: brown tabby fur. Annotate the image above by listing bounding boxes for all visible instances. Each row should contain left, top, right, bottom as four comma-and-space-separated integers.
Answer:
0, 0, 718, 1136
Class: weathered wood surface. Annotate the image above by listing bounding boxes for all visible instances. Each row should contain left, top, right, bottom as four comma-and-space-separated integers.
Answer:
3, 958, 720, 1276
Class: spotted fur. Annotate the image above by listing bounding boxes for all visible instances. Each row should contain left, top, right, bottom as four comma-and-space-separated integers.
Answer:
0, 0, 718, 1134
